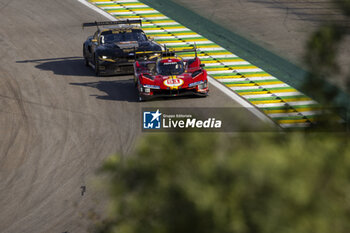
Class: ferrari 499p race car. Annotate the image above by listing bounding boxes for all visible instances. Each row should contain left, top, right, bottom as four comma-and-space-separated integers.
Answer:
133, 48, 209, 101
82, 20, 162, 76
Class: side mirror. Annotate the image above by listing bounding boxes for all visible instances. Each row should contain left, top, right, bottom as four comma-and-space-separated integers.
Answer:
200, 64, 205, 68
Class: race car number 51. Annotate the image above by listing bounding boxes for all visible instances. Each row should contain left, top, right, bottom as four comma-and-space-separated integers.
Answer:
164, 78, 184, 87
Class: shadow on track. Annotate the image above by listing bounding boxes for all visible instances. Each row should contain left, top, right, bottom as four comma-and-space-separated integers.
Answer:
70, 79, 139, 102
17, 57, 141, 102
16, 57, 95, 76
17, 57, 207, 103
70, 80, 205, 103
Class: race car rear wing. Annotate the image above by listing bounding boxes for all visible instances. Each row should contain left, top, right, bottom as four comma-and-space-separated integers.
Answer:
82, 19, 142, 28
135, 44, 198, 58
163, 44, 198, 57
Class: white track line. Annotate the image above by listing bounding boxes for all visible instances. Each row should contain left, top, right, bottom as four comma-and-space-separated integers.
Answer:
109, 10, 160, 15
161, 41, 216, 46
243, 92, 303, 99
147, 22, 180, 26
96, 0, 139, 3
268, 110, 322, 118
208, 68, 263, 74
182, 55, 237, 59
113, 16, 170, 20
77, 0, 118, 21
280, 123, 312, 128
218, 76, 277, 82
152, 35, 202, 39
230, 84, 289, 90
101, 6, 150, 9
205, 61, 250, 66
143, 29, 192, 33
76, 0, 276, 125
255, 100, 317, 108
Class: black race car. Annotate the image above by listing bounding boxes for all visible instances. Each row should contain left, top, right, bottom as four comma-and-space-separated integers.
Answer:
82, 20, 162, 76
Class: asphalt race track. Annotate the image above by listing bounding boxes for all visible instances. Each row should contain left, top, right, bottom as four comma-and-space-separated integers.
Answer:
0, 0, 268, 232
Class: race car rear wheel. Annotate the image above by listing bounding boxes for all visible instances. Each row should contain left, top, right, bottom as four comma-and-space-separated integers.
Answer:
93, 54, 101, 76
84, 57, 89, 67
83, 46, 89, 67
134, 76, 138, 87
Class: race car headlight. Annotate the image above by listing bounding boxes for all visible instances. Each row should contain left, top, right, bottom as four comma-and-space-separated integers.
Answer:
143, 84, 160, 90
198, 81, 207, 89
99, 56, 115, 62
188, 81, 204, 88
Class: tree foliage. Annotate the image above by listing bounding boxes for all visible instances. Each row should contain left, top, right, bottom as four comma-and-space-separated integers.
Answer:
95, 133, 350, 233
335, 0, 350, 16
303, 0, 350, 106
92, 2, 350, 233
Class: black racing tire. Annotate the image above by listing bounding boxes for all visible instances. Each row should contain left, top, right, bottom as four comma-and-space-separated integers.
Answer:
134, 76, 138, 87
84, 57, 89, 67
93, 54, 101, 76
138, 94, 145, 102
137, 82, 144, 102
83, 46, 89, 67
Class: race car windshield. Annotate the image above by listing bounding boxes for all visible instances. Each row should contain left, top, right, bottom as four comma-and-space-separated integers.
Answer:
157, 61, 184, 75
100, 30, 147, 44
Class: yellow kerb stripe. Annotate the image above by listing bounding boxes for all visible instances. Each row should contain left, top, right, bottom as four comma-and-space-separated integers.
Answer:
107, 8, 155, 12
227, 81, 283, 88
263, 107, 321, 114
107, 10, 133, 12
133, 8, 158, 11
238, 89, 297, 95
168, 45, 220, 50
251, 97, 312, 104
215, 73, 270, 78
120, 3, 148, 6
90, 0, 114, 2
143, 26, 188, 30
207, 66, 258, 71
278, 119, 314, 124
116, 14, 165, 18
202, 59, 245, 64
144, 20, 177, 23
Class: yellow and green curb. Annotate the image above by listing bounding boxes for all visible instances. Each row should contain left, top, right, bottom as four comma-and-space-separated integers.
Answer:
87, 0, 325, 129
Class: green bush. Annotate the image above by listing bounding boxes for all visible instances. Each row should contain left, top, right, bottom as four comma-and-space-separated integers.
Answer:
95, 133, 350, 233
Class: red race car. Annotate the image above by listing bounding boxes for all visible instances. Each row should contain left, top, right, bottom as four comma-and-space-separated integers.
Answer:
133, 49, 209, 101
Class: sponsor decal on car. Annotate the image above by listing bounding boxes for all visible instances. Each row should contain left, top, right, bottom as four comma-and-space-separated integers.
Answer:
163, 77, 184, 88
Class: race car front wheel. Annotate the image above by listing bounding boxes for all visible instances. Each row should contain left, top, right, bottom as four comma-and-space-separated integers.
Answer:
137, 81, 145, 102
